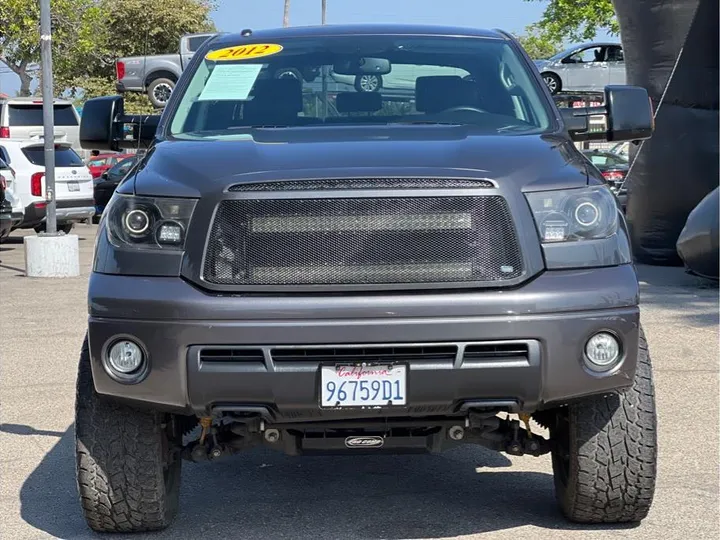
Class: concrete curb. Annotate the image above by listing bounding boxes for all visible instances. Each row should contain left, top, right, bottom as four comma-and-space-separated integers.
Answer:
24, 234, 80, 277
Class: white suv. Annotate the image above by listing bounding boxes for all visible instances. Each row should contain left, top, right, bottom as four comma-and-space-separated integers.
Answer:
0, 140, 94, 233
0, 97, 85, 157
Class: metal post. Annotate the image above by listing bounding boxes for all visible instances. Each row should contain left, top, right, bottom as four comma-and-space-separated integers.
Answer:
40, 0, 56, 234
320, 0, 328, 118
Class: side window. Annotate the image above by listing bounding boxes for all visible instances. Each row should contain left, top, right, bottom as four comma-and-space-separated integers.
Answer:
187, 35, 211, 53
0, 146, 10, 165
567, 46, 605, 64
607, 46, 624, 62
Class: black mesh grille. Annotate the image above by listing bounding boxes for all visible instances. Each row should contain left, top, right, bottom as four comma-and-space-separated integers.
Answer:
203, 196, 523, 287
229, 177, 494, 191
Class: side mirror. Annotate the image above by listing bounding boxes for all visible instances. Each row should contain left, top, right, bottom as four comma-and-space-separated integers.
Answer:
562, 85, 654, 143
80, 95, 161, 151
101, 171, 109, 180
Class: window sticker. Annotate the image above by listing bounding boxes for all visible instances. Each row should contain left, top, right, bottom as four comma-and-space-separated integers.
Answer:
198, 64, 263, 101
206, 44, 283, 61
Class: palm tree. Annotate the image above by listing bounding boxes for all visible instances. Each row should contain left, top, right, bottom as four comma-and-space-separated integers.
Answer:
283, 0, 290, 27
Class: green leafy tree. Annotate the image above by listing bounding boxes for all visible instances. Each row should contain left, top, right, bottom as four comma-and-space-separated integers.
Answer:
1, 0, 215, 111
525, 0, 619, 42
514, 24, 563, 59
0, 0, 102, 96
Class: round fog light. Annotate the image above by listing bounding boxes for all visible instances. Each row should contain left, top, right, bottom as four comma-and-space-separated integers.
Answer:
108, 340, 144, 374
584, 332, 621, 370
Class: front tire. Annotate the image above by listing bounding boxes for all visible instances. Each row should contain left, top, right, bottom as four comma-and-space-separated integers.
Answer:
542, 72, 561, 95
551, 327, 657, 523
75, 337, 182, 533
355, 74, 382, 92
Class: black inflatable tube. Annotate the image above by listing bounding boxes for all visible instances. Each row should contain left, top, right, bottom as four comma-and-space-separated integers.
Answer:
612, 0, 719, 265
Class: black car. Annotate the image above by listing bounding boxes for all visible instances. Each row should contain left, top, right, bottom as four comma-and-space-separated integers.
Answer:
76, 24, 657, 533
93, 154, 139, 220
582, 149, 629, 211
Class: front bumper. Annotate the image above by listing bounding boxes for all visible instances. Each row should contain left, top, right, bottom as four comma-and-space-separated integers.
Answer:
87, 265, 641, 419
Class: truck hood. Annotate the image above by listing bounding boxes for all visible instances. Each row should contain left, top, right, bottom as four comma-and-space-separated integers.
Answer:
131, 125, 589, 198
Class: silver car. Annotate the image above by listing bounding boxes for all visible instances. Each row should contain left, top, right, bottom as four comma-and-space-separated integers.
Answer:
533, 42, 626, 94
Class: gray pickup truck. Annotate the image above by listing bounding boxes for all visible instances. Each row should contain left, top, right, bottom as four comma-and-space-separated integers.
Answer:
78, 24, 658, 533
115, 32, 217, 108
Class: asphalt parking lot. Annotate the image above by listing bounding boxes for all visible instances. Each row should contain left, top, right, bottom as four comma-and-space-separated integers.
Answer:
1, 223, 718, 540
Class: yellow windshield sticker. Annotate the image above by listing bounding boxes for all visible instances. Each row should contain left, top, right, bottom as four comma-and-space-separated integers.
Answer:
206, 44, 283, 61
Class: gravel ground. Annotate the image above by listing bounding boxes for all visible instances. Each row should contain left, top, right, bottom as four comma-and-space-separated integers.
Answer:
1, 223, 718, 540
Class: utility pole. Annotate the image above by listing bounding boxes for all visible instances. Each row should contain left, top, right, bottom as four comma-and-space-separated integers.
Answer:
39, 0, 56, 234
24, 0, 79, 278
283, 0, 290, 27
320, 0, 328, 117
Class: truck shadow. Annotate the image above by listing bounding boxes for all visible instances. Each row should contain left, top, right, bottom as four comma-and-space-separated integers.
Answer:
21, 425, 637, 539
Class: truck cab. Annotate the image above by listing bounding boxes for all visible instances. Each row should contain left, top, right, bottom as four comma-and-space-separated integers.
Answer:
115, 32, 217, 108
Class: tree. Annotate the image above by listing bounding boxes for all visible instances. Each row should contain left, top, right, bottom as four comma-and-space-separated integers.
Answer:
514, 24, 563, 59
525, 0, 619, 42
0, 0, 102, 96
283, 0, 291, 27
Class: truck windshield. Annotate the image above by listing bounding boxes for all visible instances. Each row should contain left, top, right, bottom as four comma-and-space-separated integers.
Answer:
169, 35, 553, 138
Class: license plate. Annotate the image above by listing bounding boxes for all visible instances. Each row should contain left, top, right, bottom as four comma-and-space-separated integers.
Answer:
67, 181, 80, 192
320, 364, 407, 407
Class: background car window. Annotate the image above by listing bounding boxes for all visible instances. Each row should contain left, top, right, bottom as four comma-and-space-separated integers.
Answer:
8, 104, 78, 126
21, 146, 84, 167
567, 47, 606, 63
87, 159, 106, 167
0, 147, 10, 164
111, 157, 137, 176
187, 35, 211, 53
606, 46, 624, 62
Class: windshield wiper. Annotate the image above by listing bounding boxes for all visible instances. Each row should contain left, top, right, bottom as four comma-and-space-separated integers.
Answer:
394, 121, 463, 126
496, 124, 534, 133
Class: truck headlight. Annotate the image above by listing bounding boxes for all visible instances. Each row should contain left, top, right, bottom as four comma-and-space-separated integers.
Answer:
525, 186, 618, 243
525, 186, 631, 269
105, 194, 196, 250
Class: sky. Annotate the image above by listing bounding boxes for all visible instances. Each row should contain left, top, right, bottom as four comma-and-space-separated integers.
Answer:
0, 0, 609, 96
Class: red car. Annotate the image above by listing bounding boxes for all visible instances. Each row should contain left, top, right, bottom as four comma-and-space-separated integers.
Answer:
86, 153, 134, 179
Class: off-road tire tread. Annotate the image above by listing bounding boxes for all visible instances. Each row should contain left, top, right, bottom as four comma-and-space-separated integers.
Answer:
75, 337, 180, 532
554, 327, 657, 523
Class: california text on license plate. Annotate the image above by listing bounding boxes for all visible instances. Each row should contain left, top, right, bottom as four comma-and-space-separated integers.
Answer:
320, 364, 407, 407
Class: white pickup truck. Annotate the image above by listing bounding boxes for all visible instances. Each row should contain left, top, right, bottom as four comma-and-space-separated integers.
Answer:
115, 33, 217, 108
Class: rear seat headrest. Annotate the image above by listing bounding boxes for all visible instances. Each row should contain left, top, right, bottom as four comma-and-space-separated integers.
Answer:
335, 92, 383, 113
248, 77, 303, 113
415, 76, 479, 114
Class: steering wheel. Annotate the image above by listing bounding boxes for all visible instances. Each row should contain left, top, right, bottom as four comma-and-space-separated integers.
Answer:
441, 105, 487, 114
